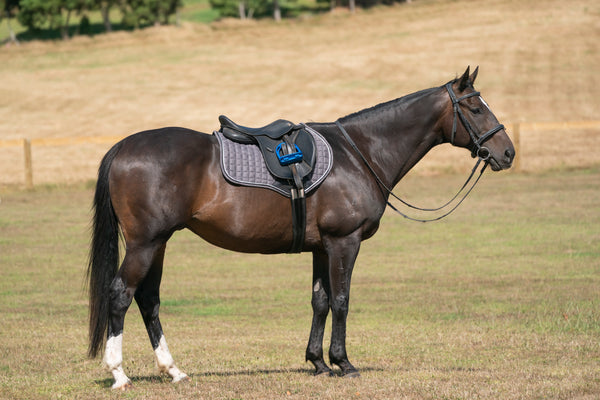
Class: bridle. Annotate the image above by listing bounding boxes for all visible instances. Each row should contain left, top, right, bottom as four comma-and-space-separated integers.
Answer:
446, 82, 505, 161
335, 82, 505, 222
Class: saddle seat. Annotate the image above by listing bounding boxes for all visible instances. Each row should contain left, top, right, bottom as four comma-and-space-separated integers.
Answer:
219, 115, 301, 144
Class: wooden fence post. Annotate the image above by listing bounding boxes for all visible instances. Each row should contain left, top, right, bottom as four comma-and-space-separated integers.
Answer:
512, 123, 521, 172
23, 138, 33, 189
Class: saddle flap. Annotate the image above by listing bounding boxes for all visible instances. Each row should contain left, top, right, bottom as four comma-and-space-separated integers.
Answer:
253, 129, 316, 181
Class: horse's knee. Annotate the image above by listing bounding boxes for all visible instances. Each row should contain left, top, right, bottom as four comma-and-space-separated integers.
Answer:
331, 294, 349, 317
311, 280, 329, 316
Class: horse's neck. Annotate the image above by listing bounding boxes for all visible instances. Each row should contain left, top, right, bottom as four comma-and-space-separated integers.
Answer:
342, 87, 445, 188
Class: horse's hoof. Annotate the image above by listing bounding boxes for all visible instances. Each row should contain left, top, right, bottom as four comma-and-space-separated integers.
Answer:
173, 375, 191, 384
343, 370, 361, 379
113, 381, 133, 391
314, 370, 334, 378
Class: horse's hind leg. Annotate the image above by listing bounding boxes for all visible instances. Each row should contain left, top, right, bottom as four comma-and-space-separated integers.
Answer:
103, 241, 168, 389
134, 243, 188, 383
305, 251, 334, 376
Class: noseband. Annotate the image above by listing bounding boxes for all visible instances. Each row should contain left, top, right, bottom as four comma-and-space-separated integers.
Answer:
445, 82, 505, 160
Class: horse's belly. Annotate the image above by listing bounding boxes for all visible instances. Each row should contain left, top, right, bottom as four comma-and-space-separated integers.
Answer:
186, 217, 293, 254
186, 187, 297, 254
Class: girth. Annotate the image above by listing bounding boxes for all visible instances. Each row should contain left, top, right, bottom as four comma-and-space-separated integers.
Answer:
218, 115, 316, 253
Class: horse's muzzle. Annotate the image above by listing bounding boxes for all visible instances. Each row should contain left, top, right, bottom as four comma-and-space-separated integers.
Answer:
489, 147, 515, 171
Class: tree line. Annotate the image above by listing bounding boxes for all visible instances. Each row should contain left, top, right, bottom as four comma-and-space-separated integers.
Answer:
212, 0, 411, 20
1, 0, 182, 41
1, 0, 413, 42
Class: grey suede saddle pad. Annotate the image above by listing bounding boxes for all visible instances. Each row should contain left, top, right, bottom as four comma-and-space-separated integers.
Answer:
214, 124, 333, 197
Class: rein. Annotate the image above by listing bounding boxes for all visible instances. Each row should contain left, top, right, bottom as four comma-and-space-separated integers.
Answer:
335, 83, 503, 223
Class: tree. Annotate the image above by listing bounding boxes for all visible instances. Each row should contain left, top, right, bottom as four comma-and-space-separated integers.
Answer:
209, 0, 272, 19
152, 0, 181, 25
96, 0, 117, 32
0, 0, 20, 44
16, 0, 182, 40
119, 0, 182, 29
18, 0, 94, 40
273, 0, 280, 21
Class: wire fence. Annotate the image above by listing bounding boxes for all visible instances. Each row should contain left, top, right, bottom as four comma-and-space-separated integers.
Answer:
1, 121, 599, 188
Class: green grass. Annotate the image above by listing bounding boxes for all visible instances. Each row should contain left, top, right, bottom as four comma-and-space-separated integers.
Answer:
180, 0, 222, 23
0, 168, 599, 399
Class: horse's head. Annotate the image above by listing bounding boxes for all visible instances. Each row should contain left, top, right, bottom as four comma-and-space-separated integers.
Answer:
441, 66, 515, 171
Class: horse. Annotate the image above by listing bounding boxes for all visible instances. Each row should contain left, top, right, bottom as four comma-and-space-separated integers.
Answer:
87, 66, 515, 389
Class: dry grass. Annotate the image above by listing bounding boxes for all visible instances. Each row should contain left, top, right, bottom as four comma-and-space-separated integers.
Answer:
1, 0, 600, 185
1, 4, 599, 398
0, 169, 599, 399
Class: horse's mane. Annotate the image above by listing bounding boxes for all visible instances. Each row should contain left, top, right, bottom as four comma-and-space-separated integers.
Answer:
340, 85, 442, 122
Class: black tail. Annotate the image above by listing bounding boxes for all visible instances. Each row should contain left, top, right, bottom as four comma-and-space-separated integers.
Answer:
87, 142, 123, 358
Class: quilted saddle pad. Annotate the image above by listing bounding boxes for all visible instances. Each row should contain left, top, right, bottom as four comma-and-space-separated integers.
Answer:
214, 124, 333, 197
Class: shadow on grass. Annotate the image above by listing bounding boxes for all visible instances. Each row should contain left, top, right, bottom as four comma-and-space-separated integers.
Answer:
192, 365, 383, 377
94, 366, 384, 387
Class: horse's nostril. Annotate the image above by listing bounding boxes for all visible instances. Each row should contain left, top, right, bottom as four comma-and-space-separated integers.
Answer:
505, 148, 515, 161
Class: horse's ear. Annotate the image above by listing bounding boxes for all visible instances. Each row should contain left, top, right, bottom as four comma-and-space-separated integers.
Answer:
469, 66, 479, 85
458, 66, 470, 92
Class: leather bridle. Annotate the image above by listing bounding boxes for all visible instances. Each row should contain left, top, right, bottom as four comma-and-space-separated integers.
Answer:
445, 82, 505, 160
335, 83, 505, 222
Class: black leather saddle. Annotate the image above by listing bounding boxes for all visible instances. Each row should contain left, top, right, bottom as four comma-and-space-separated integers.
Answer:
218, 115, 317, 253
219, 115, 316, 182
219, 116, 297, 142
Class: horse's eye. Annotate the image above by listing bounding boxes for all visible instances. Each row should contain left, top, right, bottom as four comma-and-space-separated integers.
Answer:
471, 107, 482, 114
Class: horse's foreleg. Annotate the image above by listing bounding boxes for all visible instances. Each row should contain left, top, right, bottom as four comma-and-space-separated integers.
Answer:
134, 244, 188, 384
306, 251, 333, 376
325, 235, 361, 377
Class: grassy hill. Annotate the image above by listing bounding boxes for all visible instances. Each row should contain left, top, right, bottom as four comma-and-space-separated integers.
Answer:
0, 0, 599, 184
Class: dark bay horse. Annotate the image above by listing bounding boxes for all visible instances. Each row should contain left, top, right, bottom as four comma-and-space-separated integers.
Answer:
87, 67, 514, 389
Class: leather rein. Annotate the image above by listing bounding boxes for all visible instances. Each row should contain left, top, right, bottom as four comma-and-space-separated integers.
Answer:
335, 83, 504, 223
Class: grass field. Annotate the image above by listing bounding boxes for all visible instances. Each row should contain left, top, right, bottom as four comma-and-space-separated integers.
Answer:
0, 168, 599, 399
1, 0, 599, 185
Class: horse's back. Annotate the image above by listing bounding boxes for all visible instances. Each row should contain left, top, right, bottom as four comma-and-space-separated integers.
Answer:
115, 127, 213, 158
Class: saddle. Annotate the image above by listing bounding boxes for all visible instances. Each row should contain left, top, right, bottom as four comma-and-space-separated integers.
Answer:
219, 115, 316, 182
218, 115, 317, 253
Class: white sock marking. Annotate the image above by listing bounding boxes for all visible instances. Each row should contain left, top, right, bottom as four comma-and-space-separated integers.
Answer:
103, 334, 132, 389
154, 335, 188, 383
